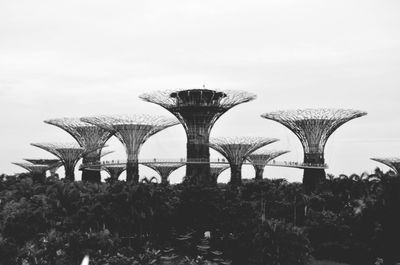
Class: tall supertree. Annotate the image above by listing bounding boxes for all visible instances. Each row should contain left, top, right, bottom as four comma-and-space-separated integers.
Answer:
140, 88, 256, 185
261, 108, 367, 193
209, 164, 230, 184
81, 114, 179, 183
142, 162, 185, 184
12, 162, 49, 182
247, 150, 290, 180
209, 137, 278, 185
31, 142, 101, 181
44, 118, 114, 183
24, 159, 62, 176
102, 165, 126, 181
371, 157, 400, 175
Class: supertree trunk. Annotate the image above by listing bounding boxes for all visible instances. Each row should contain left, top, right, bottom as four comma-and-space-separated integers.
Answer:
82, 153, 101, 183
64, 164, 76, 181
303, 153, 325, 194
32, 172, 46, 183
186, 134, 212, 185
229, 163, 243, 186
126, 153, 139, 183
254, 166, 264, 181
161, 175, 169, 184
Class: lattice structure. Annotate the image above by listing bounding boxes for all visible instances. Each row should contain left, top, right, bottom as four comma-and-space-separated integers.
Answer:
142, 162, 185, 184
247, 150, 290, 180
44, 118, 114, 182
12, 162, 49, 182
140, 88, 256, 185
210, 164, 230, 184
371, 157, 400, 175
102, 165, 126, 181
24, 159, 62, 176
261, 108, 367, 192
209, 137, 278, 185
81, 114, 179, 183
31, 142, 100, 181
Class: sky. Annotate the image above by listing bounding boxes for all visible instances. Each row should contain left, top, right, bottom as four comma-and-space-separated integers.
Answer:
1, 0, 400, 183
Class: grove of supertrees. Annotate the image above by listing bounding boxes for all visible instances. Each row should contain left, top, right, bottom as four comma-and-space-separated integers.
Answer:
209, 136, 279, 185
81, 114, 179, 183
44, 118, 114, 183
142, 162, 185, 184
371, 157, 400, 175
140, 88, 256, 185
261, 108, 367, 193
30, 142, 101, 181
247, 149, 290, 180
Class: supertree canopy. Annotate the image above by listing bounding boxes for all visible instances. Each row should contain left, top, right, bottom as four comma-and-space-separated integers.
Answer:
31, 142, 101, 181
261, 108, 367, 192
24, 159, 62, 176
44, 118, 114, 183
102, 165, 126, 181
142, 162, 185, 184
209, 164, 230, 184
140, 88, 256, 185
247, 150, 290, 180
209, 137, 278, 185
371, 157, 400, 175
12, 162, 50, 182
81, 114, 179, 183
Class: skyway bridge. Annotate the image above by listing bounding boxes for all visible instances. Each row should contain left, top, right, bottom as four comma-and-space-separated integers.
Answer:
81, 158, 328, 171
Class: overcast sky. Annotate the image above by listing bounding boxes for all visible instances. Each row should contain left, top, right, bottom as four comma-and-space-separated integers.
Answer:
1, 0, 400, 183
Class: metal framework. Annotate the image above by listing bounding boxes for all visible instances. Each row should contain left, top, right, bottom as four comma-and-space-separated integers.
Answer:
12, 162, 49, 182
371, 157, 400, 175
102, 165, 126, 181
44, 118, 114, 182
140, 88, 256, 185
261, 108, 367, 192
81, 114, 179, 183
247, 150, 290, 180
209, 137, 278, 185
31, 142, 100, 181
209, 164, 230, 184
24, 159, 62, 176
142, 162, 185, 184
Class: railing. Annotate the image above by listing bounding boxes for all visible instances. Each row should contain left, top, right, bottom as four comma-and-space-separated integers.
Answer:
81, 158, 328, 170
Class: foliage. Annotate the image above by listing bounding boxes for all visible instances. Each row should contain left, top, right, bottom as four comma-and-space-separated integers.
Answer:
0, 170, 399, 264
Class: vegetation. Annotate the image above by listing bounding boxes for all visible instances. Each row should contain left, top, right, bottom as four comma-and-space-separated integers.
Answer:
0, 169, 399, 265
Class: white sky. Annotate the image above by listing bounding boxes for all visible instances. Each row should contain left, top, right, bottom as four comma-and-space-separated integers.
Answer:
1, 0, 400, 183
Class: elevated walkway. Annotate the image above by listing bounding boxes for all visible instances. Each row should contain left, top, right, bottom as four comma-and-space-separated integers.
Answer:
81, 158, 328, 171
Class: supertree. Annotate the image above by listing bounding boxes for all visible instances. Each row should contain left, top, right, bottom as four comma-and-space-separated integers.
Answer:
24, 159, 62, 176
371, 157, 400, 175
247, 150, 290, 180
81, 114, 179, 183
209, 164, 230, 184
142, 162, 185, 184
102, 165, 126, 181
140, 88, 256, 185
31, 142, 101, 181
209, 137, 279, 185
261, 108, 367, 193
12, 162, 50, 182
44, 118, 114, 183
